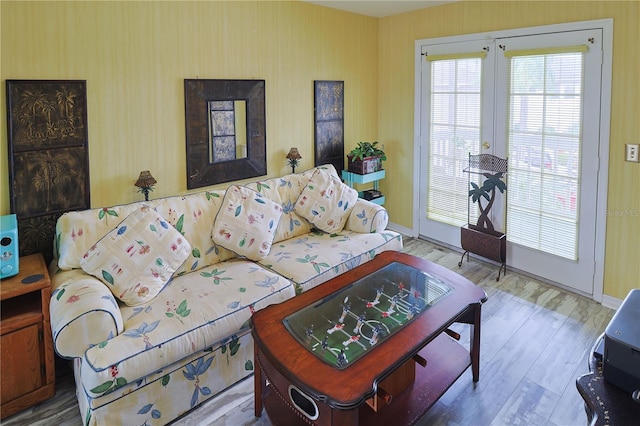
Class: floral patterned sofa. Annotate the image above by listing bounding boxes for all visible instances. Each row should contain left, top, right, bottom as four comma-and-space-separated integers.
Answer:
49, 165, 402, 425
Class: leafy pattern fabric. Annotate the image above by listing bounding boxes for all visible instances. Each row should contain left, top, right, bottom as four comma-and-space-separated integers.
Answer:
212, 185, 283, 261
72, 332, 257, 426
260, 229, 402, 293
49, 269, 124, 359
55, 190, 233, 274
295, 168, 359, 233
153, 190, 238, 276
56, 202, 142, 270
344, 198, 390, 233
80, 206, 191, 306
244, 173, 314, 243
49, 164, 402, 425
80, 258, 294, 400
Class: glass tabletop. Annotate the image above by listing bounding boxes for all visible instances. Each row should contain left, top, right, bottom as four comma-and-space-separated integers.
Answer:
283, 261, 453, 369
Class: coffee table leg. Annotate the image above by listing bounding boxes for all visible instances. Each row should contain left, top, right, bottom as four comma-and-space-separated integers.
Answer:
470, 303, 482, 382
254, 343, 264, 417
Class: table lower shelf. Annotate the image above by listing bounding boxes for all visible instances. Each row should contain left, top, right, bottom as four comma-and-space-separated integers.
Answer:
261, 332, 472, 425
358, 333, 471, 425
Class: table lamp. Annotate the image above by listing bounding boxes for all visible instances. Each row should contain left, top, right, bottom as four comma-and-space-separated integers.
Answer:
135, 170, 157, 201
286, 147, 302, 173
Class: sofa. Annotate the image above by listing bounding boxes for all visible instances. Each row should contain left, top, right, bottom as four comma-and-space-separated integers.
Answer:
48, 164, 402, 425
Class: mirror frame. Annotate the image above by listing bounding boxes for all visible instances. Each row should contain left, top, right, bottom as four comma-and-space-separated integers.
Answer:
184, 79, 266, 189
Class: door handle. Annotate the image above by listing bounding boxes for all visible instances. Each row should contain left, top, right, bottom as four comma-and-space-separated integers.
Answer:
482, 141, 490, 149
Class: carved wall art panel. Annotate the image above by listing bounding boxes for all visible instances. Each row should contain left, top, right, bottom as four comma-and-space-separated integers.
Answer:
314, 80, 344, 174
6, 80, 90, 261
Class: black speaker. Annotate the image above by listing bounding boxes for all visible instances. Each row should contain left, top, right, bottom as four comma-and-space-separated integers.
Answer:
0, 214, 19, 279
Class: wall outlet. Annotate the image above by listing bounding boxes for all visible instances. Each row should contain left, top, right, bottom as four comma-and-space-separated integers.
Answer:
625, 144, 639, 162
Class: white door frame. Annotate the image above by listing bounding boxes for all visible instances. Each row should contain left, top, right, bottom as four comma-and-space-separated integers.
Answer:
413, 19, 613, 302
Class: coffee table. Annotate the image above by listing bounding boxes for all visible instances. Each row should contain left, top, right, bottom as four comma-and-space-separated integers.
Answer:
250, 251, 487, 425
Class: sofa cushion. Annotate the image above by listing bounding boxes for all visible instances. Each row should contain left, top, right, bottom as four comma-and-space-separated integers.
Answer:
80, 258, 295, 398
80, 206, 191, 306
295, 168, 358, 233
260, 229, 403, 293
56, 202, 144, 270
301, 163, 340, 180
212, 185, 283, 261
243, 165, 341, 244
153, 190, 236, 275
245, 174, 314, 243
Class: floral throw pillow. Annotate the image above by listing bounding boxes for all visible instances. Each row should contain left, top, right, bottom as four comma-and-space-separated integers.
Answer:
212, 185, 283, 260
294, 168, 358, 233
80, 206, 191, 306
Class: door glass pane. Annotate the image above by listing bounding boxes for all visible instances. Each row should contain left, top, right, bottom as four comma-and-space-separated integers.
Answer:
507, 52, 583, 260
427, 58, 482, 225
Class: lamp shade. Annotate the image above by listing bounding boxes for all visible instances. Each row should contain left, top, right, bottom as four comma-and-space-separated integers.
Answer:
286, 147, 302, 160
135, 170, 157, 188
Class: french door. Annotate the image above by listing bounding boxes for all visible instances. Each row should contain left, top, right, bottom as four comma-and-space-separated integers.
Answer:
416, 22, 611, 296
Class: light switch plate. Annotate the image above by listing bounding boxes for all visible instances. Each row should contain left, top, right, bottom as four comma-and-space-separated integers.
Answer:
625, 144, 639, 162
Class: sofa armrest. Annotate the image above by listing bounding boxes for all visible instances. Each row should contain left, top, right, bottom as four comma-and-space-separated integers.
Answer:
344, 199, 389, 233
50, 269, 124, 359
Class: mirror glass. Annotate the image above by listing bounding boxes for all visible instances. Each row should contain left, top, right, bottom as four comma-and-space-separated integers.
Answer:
185, 79, 266, 189
208, 100, 247, 162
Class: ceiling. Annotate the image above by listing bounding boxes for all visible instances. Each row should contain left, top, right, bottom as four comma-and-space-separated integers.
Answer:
301, 1, 455, 18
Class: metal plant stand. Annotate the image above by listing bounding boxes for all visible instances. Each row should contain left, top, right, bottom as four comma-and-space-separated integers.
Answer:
459, 154, 508, 281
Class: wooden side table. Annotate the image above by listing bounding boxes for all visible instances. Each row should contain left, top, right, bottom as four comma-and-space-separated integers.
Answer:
0, 253, 55, 419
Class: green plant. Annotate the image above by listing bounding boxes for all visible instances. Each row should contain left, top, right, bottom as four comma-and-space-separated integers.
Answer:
348, 141, 386, 162
468, 172, 506, 232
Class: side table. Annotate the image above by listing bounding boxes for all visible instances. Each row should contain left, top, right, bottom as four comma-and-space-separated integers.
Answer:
0, 253, 55, 419
341, 169, 386, 205
576, 335, 640, 425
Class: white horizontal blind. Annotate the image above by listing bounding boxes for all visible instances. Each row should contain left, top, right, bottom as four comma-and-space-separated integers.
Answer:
427, 55, 483, 226
506, 48, 585, 260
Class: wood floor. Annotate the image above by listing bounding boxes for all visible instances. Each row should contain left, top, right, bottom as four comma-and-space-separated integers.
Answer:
2, 237, 613, 425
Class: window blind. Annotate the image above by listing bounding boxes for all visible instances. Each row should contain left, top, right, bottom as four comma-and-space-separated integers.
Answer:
503, 45, 588, 58
426, 55, 483, 226
425, 51, 488, 61
505, 48, 585, 260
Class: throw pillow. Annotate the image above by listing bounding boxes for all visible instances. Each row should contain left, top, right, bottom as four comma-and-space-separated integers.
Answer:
80, 206, 191, 306
294, 168, 358, 233
212, 185, 283, 260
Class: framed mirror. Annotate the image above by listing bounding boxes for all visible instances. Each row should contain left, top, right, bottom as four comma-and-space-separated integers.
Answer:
185, 79, 266, 188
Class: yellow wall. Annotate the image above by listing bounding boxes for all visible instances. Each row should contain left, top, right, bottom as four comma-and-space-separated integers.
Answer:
378, 1, 639, 300
1, 1, 638, 300
0, 0, 379, 209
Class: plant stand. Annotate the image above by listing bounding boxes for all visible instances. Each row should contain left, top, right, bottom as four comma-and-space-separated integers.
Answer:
342, 169, 385, 205
459, 154, 508, 281
459, 225, 507, 280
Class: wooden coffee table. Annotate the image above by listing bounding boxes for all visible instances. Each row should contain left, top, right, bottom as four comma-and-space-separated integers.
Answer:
250, 251, 487, 425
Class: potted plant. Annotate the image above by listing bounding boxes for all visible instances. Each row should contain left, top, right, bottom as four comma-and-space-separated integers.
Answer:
347, 141, 386, 174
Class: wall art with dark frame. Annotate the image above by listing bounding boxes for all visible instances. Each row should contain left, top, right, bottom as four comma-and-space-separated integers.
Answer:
6, 80, 90, 262
184, 79, 267, 188
314, 80, 344, 174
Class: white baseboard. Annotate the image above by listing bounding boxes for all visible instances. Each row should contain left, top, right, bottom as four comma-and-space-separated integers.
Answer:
387, 222, 415, 237
386, 223, 625, 311
601, 294, 623, 310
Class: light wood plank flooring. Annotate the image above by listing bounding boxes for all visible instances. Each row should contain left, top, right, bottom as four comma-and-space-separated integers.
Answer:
2, 237, 613, 425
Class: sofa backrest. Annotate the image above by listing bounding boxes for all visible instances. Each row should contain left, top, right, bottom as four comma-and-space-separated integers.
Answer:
152, 190, 237, 275
55, 201, 147, 270
244, 164, 339, 243
54, 164, 340, 272
54, 190, 236, 274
